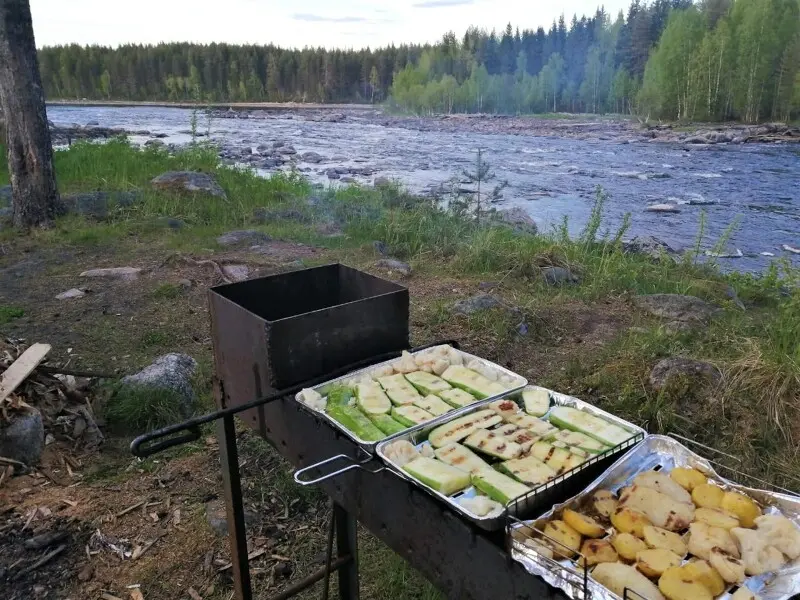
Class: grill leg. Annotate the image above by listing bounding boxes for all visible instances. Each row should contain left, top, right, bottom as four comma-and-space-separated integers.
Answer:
219, 412, 253, 600
334, 504, 359, 600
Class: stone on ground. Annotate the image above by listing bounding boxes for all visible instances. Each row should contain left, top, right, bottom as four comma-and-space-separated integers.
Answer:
121, 353, 198, 418
623, 236, 678, 259
217, 230, 271, 247
80, 266, 142, 280
375, 258, 411, 276
205, 498, 257, 536
542, 266, 580, 285
496, 207, 538, 235
649, 357, 721, 391
634, 294, 718, 325
56, 288, 86, 300
373, 176, 391, 187
0, 409, 44, 466
453, 293, 501, 315
151, 171, 226, 199
222, 264, 250, 282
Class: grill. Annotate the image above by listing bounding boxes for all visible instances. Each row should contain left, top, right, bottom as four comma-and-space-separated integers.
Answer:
131, 264, 630, 600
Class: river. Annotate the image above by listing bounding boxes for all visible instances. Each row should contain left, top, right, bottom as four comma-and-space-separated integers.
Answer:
46, 105, 799, 272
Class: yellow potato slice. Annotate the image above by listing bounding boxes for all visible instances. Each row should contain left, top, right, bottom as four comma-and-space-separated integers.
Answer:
694, 507, 740, 530
643, 525, 688, 557
658, 566, 713, 600
683, 559, 726, 596
708, 547, 746, 584
592, 489, 619, 519
688, 522, 740, 560
593, 562, 666, 600
563, 509, 606, 538
543, 520, 581, 558
636, 548, 683, 578
670, 467, 707, 491
579, 539, 618, 566
721, 491, 761, 528
612, 532, 649, 561
611, 507, 652, 538
692, 483, 725, 510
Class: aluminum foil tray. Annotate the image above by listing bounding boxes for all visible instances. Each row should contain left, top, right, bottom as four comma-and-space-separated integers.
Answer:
293, 344, 527, 454
509, 434, 800, 600
376, 388, 645, 531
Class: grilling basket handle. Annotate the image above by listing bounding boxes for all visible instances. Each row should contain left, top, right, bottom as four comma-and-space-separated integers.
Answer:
294, 448, 384, 486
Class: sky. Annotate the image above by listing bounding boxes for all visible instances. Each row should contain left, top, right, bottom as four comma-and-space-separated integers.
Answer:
30, 0, 631, 49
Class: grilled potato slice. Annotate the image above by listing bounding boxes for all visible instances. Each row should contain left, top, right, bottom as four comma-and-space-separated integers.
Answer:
670, 467, 707, 491
592, 562, 666, 600
683, 559, 725, 596
688, 522, 740, 560
692, 483, 725, 510
721, 491, 761, 528
563, 509, 606, 538
611, 507, 652, 538
636, 548, 682, 578
658, 566, 713, 600
522, 537, 555, 560
612, 532, 649, 561
619, 485, 694, 531
694, 507, 740, 530
543, 520, 582, 558
643, 525, 688, 557
634, 471, 692, 504
592, 489, 619, 519
579, 539, 618, 566
708, 547, 746, 583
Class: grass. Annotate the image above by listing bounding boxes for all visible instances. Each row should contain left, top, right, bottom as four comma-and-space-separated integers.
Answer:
103, 385, 188, 435
0, 305, 24, 324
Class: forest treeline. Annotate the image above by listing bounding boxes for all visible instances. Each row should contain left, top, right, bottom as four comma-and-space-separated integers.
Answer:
38, 0, 800, 122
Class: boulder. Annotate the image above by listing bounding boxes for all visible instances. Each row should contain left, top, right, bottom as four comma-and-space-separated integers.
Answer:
221, 264, 250, 282
634, 294, 718, 326
375, 259, 411, 276
683, 135, 710, 144
0, 409, 44, 466
622, 236, 678, 259
121, 353, 198, 418
56, 288, 86, 300
495, 208, 538, 235
151, 171, 226, 199
646, 203, 681, 213
453, 293, 501, 315
217, 230, 271, 247
60, 190, 142, 219
373, 176, 391, 187
326, 169, 340, 180
649, 357, 721, 392
80, 266, 141, 280
256, 143, 270, 152
300, 152, 325, 164
542, 266, 580, 285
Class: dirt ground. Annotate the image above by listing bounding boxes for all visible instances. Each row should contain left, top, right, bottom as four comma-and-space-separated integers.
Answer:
0, 238, 638, 600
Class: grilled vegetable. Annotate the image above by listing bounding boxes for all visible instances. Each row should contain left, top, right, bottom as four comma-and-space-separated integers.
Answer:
562, 453, 586, 472
731, 527, 784, 575
543, 520, 582, 558
499, 455, 556, 485
691, 483, 724, 510
506, 414, 558, 438
754, 514, 800, 559
355, 381, 391, 415
682, 559, 725, 596
563, 509, 606, 538
471, 469, 530, 504
463, 429, 523, 460
694, 507, 740, 530
434, 443, 490, 474
327, 404, 386, 441
413, 394, 453, 417
688, 522, 739, 561
591, 563, 665, 600
592, 490, 619, 519
457, 495, 502, 517
405, 371, 452, 395
531, 441, 572, 472
402, 456, 470, 495
382, 440, 420, 467
428, 409, 503, 448
619, 485, 695, 531
502, 428, 540, 453
551, 430, 609, 454
367, 413, 407, 435
669, 466, 707, 491
708, 547, 746, 583
391, 405, 434, 427
634, 471, 692, 505
441, 365, 504, 399
492, 423, 519, 437
611, 507, 652, 538
488, 398, 520, 418
378, 374, 422, 405
658, 566, 712, 600
636, 548, 682, 578
437, 388, 477, 408
548, 406, 633, 447
642, 526, 687, 557
722, 491, 762, 528
612, 532, 648, 561
580, 539, 618, 566
522, 386, 550, 417
327, 385, 354, 407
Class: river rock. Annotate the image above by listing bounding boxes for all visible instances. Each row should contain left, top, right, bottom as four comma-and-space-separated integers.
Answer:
623, 236, 678, 259
496, 208, 538, 235
376, 259, 411, 276
121, 353, 198, 418
542, 266, 580, 285
56, 288, 86, 300
276, 145, 297, 155
634, 294, 718, 326
373, 176, 391, 187
61, 190, 142, 219
326, 169, 340, 180
144, 139, 164, 148
222, 264, 250, 282
453, 293, 501, 315
151, 171, 226, 199
80, 266, 142, 280
646, 203, 680, 213
649, 357, 721, 392
217, 230, 271, 247
340, 176, 356, 183
301, 152, 325, 164
0, 409, 44, 466
86, 120, 99, 127
373, 241, 388, 256
256, 143, 270, 152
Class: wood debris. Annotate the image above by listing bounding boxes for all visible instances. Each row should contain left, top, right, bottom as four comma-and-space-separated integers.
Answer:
187, 587, 203, 600
116, 501, 145, 518
217, 548, 267, 572
12, 543, 66, 579
130, 589, 145, 600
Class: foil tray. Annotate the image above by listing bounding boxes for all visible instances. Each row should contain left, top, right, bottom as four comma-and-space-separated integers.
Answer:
376, 388, 645, 531
293, 344, 527, 454
509, 434, 800, 600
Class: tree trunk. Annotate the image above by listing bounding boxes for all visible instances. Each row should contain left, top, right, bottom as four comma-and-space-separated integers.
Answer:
0, 0, 59, 228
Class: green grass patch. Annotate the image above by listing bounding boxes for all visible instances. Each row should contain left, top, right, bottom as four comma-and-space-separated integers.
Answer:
0, 305, 24, 324
152, 283, 183, 299
103, 385, 187, 435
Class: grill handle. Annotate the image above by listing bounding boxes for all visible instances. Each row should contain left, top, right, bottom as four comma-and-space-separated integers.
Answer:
294, 450, 383, 486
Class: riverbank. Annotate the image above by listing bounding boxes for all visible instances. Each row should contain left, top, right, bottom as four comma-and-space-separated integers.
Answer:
1, 140, 798, 598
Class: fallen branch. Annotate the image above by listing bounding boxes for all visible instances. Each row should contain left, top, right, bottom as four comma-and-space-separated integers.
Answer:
116, 501, 145, 518
13, 543, 67, 579
217, 548, 267, 572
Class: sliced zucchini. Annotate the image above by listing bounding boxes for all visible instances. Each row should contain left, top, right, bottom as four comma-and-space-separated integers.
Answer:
507, 414, 559, 438
327, 404, 386, 441
367, 413, 407, 435
428, 409, 503, 448
355, 381, 391, 415
488, 398, 521, 418
522, 387, 551, 417
434, 443, 491, 474
413, 394, 453, 417
378, 373, 422, 405
391, 405, 435, 427
403, 456, 471, 495
531, 441, 572, 472
562, 453, 586, 472
548, 406, 634, 447
405, 371, 452, 395
499, 455, 557, 486
492, 423, 520, 437
327, 385, 354, 407
471, 469, 531, 504
504, 429, 541, 452
463, 429, 523, 460
437, 388, 477, 408
441, 365, 501, 400
551, 430, 610, 454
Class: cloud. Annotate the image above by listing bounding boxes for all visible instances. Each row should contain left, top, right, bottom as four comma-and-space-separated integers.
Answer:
412, 0, 473, 7
292, 13, 367, 23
